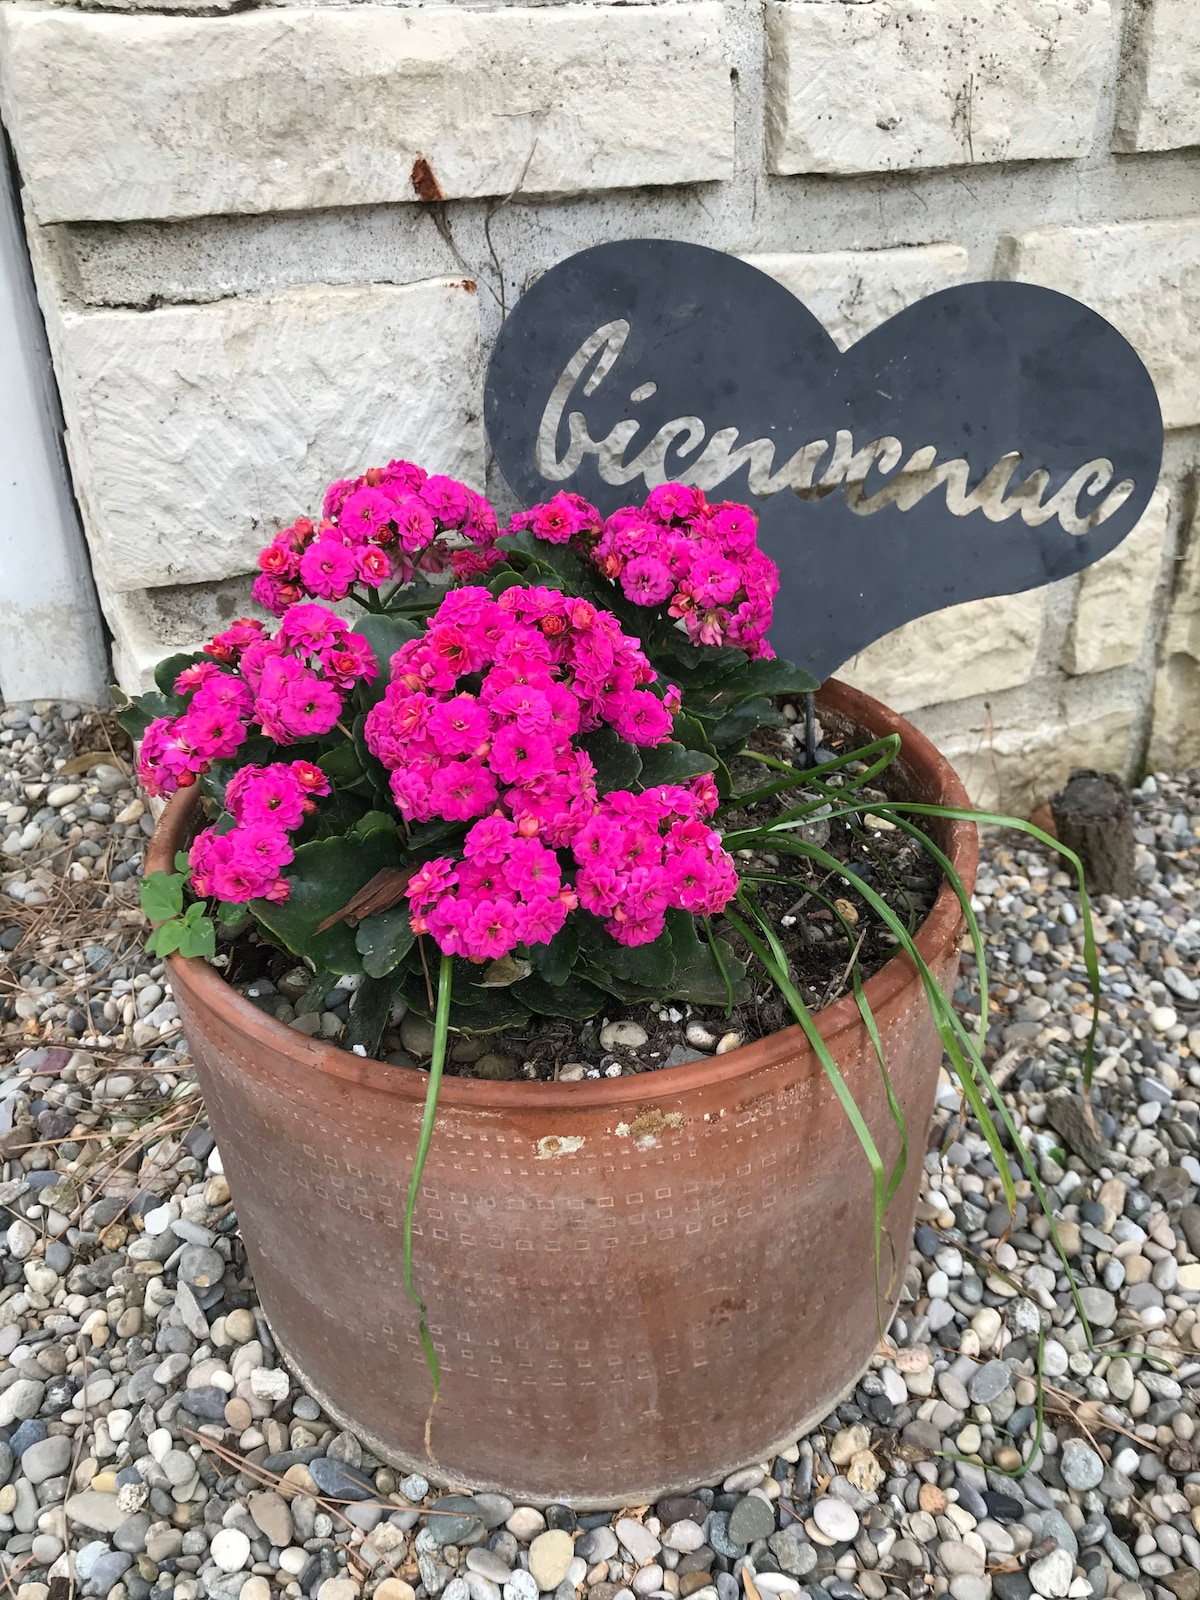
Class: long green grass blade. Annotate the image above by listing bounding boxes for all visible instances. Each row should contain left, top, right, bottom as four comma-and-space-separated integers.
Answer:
702, 914, 737, 1016
816, 800, 1102, 1086
403, 950, 454, 1400
852, 963, 908, 1212
765, 818, 1095, 1343
749, 829, 1018, 1216
727, 893, 899, 1322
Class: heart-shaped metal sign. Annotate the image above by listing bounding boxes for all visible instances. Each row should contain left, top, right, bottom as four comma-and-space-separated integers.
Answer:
484, 239, 1164, 681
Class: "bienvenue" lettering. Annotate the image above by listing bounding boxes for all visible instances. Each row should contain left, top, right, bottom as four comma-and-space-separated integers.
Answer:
534, 321, 1135, 537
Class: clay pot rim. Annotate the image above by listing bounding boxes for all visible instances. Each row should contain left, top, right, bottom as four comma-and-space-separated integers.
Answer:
151, 678, 977, 1111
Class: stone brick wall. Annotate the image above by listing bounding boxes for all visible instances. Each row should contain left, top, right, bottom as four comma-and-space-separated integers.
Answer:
1, 0, 1198, 809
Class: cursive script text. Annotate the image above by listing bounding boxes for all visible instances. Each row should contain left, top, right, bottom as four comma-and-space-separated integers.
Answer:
534, 320, 1135, 536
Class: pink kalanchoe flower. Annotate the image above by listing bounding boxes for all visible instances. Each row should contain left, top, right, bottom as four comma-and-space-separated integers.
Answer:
428, 759, 499, 823
190, 759, 330, 906
645, 482, 705, 522
421, 474, 471, 528
428, 694, 491, 759
174, 660, 224, 695
322, 478, 357, 520
391, 498, 437, 554
322, 632, 377, 692
277, 603, 347, 655
257, 532, 303, 580
520, 486, 780, 659
339, 486, 398, 541
254, 657, 343, 744
251, 574, 299, 618
226, 761, 325, 830
381, 458, 428, 496
355, 545, 392, 589
299, 536, 358, 601
205, 619, 266, 665
137, 717, 197, 798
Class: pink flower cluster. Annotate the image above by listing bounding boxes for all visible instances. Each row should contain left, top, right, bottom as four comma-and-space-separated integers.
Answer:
507, 490, 602, 547
188, 761, 330, 904
363, 585, 675, 838
573, 779, 736, 946
513, 484, 779, 658
407, 774, 735, 962
407, 815, 577, 961
137, 607, 375, 799
253, 460, 501, 616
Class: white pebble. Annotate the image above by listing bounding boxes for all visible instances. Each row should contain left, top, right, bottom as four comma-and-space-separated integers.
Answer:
210, 1528, 251, 1573
600, 1021, 648, 1050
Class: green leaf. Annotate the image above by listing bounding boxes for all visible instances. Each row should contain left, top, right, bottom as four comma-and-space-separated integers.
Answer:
356, 614, 420, 701
141, 871, 184, 923
146, 920, 184, 957
512, 972, 606, 1019
735, 656, 821, 697
404, 950, 454, 1404
344, 974, 398, 1055
351, 810, 397, 839
479, 954, 532, 987
352, 712, 395, 801
487, 568, 529, 600
405, 817, 465, 855
403, 972, 530, 1033
578, 728, 642, 793
250, 830, 402, 975
653, 636, 748, 685
663, 910, 747, 1006
295, 969, 338, 1015
154, 652, 209, 697
216, 901, 251, 935
577, 913, 676, 988
176, 903, 216, 959
379, 581, 447, 616
111, 687, 177, 739
672, 710, 734, 799
527, 921, 578, 987
199, 738, 277, 808
577, 963, 661, 1005
497, 528, 622, 615
355, 907, 415, 979
319, 742, 367, 789
707, 697, 782, 752
636, 741, 716, 787
174, 851, 192, 874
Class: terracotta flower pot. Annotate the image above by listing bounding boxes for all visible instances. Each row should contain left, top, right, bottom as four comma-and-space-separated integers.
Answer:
147, 680, 976, 1508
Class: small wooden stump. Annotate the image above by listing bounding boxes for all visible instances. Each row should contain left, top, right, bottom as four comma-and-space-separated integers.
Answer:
1049, 767, 1135, 899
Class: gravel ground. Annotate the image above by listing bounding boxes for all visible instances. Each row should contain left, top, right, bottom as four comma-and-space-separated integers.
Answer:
2, 698, 1200, 1600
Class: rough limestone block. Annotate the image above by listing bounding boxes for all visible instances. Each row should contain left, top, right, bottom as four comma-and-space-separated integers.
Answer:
1150, 656, 1200, 771
0, 5, 732, 223
1148, 507, 1200, 768
764, 0, 1109, 176
105, 578, 258, 695
743, 245, 969, 350
836, 591, 1046, 715
932, 706, 1135, 815
1061, 485, 1170, 676
999, 219, 1200, 432
38, 278, 484, 594
1113, 0, 1200, 154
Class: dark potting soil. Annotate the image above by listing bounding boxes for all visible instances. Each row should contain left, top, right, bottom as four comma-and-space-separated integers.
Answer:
221, 712, 945, 1082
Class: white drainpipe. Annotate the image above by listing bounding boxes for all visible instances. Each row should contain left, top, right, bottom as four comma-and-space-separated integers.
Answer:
0, 133, 109, 706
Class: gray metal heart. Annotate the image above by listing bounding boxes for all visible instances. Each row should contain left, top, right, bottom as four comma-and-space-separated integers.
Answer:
485, 239, 1163, 680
